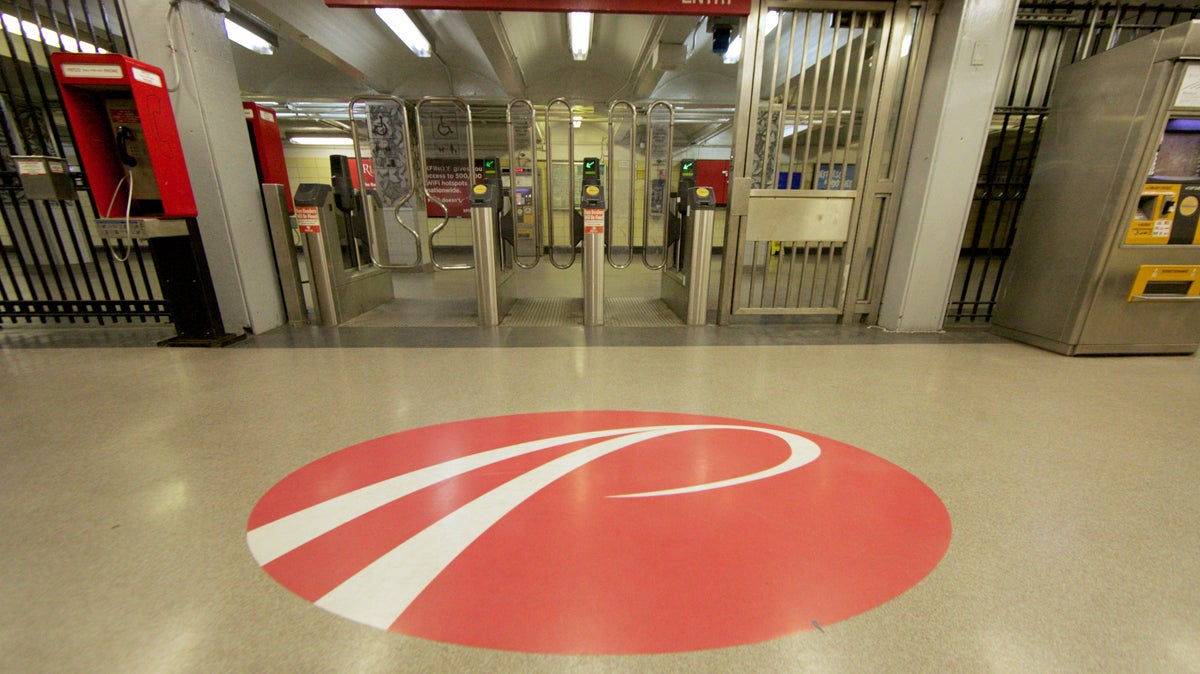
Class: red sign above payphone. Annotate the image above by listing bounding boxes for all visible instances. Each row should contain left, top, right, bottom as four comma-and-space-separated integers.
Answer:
324, 0, 750, 16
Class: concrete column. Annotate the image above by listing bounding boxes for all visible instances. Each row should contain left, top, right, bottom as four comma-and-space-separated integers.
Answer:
877, 0, 1019, 331
120, 0, 284, 335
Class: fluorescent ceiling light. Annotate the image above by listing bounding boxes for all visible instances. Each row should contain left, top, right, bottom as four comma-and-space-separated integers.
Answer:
289, 136, 354, 146
2, 13, 106, 53
224, 17, 274, 55
568, 12, 592, 61
376, 8, 431, 58
723, 35, 743, 64
762, 11, 780, 35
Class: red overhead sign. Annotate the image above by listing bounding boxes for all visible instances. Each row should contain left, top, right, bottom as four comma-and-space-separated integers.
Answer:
325, 0, 751, 16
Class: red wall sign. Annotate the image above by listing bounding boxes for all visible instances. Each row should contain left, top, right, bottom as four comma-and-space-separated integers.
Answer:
347, 158, 376, 191
247, 412, 950, 654
326, 0, 751, 17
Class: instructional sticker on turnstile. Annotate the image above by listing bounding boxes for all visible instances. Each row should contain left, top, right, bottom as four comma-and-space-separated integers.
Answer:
296, 206, 321, 234
584, 207, 604, 233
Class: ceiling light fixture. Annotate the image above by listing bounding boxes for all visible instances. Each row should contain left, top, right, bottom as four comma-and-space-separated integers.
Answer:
376, 8, 431, 58
568, 12, 592, 61
223, 17, 274, 55
289, 136, 355, 146
762, 10, 780, 35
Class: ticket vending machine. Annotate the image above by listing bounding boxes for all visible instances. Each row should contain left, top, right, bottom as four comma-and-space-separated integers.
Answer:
992, 21, 1200, 355
51, 52, 237, 346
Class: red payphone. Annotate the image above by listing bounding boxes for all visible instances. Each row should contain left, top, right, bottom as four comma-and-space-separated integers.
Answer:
51, 52, 239, 346
52, 52, 196, 219
243, 102, 294, 213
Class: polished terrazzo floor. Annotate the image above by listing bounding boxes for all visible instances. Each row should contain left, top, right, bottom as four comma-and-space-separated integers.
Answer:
2, 329, 1198, 671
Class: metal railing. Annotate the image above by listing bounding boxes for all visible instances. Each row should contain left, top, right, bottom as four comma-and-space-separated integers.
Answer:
349, 95, 422, 269
543, 97, 576, 270
0, 0, 168, 325
415, 97, 474, 271
606, 100, 637, 269
641, 101, 674, 271
505, 98, 540, 269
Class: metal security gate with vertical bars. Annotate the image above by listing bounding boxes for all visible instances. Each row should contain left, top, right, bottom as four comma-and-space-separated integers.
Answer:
721, 0, 934, 323
947, 0, 1200, 325
0, 0, 168, 326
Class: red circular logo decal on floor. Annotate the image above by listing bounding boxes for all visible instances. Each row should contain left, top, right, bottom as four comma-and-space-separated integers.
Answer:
247, 412, 951, 654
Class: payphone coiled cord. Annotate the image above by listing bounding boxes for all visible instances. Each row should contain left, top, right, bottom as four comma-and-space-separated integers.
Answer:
104, 169, 136, 264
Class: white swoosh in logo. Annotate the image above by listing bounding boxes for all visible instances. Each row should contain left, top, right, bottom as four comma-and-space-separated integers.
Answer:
247, 424, 820, 630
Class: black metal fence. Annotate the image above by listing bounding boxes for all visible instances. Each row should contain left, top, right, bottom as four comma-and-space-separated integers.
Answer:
0, 0, 169, 326
947, 0, 1200, 325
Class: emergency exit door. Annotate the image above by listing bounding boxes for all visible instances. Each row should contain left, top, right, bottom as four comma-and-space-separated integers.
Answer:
721, 0, 932, 323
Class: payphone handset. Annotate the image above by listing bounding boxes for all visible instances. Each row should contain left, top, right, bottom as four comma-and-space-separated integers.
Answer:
105, 99, 161, 202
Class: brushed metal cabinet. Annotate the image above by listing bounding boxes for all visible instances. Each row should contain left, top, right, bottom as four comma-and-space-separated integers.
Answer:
992, 20, 1200, 355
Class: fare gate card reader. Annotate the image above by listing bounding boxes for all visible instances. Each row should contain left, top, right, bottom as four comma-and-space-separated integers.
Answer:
581, 184, 605, 210
470, 183, 499, 208
690, 186, 716, 210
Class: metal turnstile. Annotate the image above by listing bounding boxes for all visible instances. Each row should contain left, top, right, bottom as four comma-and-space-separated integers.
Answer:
581, 181, 606, 326
993, 20, 1200, 355
662, 187, 717, 325
469, 159, 516, 326
293, 183, 391, 326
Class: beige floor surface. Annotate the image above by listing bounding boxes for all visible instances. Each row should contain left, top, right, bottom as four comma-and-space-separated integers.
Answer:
2, 342, 1198, 672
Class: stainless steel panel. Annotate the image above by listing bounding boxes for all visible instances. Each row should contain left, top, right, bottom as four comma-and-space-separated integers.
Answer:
472, 204, 501, 326
300, 189, 392, 327
686, 207, 715, 325
94, 218, 189, 239
583, 230, 605, 326
660, 202, 715, 326
335, 266, 392, 322
745, 192, 854, 242
1152, 19, 1200, 62
993, 21, 1200, 354
261, 184, 305, 325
